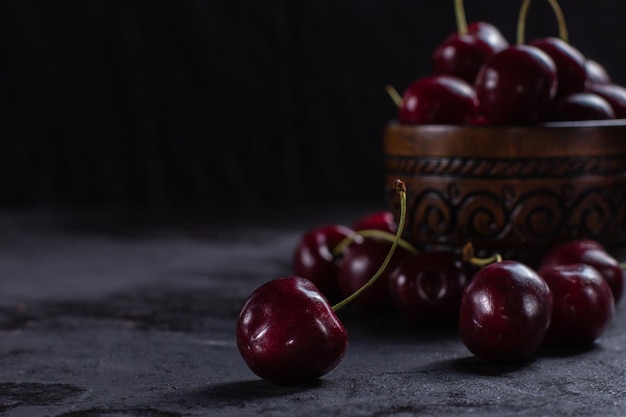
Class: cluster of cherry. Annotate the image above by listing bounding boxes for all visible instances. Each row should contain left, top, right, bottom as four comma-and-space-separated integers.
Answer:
235, 182, 624, 385
394, 0, 626, 125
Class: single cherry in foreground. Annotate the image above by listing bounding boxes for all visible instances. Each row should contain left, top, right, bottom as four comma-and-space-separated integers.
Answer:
237, 179, 409, 384
538, 264, 614, 347
458, 260, 553, 360
236, 276, 348, 384
539, 239, 624, 305
398, 75, 479, 125
292, 224, 355, 302
388, 250, 472, 325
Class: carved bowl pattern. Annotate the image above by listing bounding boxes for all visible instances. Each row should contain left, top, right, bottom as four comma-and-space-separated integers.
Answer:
383, 121, 626, 264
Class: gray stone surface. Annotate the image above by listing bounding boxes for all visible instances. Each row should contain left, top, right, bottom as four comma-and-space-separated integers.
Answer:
0, 209, 625, 417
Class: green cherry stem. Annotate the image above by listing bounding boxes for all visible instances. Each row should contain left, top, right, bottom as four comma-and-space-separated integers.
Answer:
332, 179, 407, 312
385, 85, 403, 107
332, 229, 417, 258
517, 0, 569, 45
462, 242, 502, 267
454, 0, 468, 36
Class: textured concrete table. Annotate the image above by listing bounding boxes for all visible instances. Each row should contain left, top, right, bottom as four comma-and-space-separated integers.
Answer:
1, 208, 625, 417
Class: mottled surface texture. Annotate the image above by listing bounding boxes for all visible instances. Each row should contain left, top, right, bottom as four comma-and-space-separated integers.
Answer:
1, 209, 625, 417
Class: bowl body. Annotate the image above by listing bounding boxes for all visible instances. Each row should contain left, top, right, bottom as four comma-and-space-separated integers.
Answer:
383, 120, 626, 264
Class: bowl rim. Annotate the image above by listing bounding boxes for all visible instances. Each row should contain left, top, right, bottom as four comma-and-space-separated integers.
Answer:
384, 119, 626, 158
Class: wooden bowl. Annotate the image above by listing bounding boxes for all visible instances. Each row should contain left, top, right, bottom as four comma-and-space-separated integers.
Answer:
383, 120, 626, 264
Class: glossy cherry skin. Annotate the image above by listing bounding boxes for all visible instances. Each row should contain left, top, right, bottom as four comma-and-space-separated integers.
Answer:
458, 261, 553, 360
337, 239, 410, 311
433, 34, 497, 84
538, 264, 614, 347
432, 22, 508, 84
292, 224, 355, 302
467, 22, 509, 52
584, 59, 612, 87
586, 83, 626, 118
351, 210, 397, 234
539, 239, 624, 305
547, 92, 615, 122
236, 276, 348, 384
398, 75, 479, 125
528, 37, 587, 98
388, 250, 472, 325
475, 45, 557, 125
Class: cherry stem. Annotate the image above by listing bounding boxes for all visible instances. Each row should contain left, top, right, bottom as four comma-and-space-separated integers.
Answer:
332, 229, 418, 257
619, 262, 626, 270
385, 85, 403, 107
332, 179, 407, 312
517, 0, 569, 45
462, 242, 502, 267
454, 0, 468, 36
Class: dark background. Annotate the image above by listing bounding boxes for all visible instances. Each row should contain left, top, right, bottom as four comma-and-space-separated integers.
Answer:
1, 0, 625, 212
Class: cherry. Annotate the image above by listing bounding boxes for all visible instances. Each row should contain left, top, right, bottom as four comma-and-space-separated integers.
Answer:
433, 1, 508, 84
539, 239, 624, 305
458, 260, 553, 360
584, 59, 612, 87
547, 92, 615, 122
236, 276, 348, 384
538, 264, 615, 347
292, 224, 355, 302
337, 239, 410, 312
351, 210, 397, 234
398, 75, 479, 125
586, 83, 626, 118
388, 250, 473, 325
474, 45, 557, 125
237, 179, 409, 384
466, 22, 509, 52
528, 37, 586, 98
432, 33, 499, 85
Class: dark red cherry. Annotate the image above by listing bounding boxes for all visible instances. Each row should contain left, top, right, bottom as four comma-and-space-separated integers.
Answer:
539, 239, 624, 305
292, 224, 355, 302
351, 210, 397, 234
474, 45, 557, 125
458, 261, 553, 360
547, 92, 615, 122
584, 59, 612, 87
398, 75, 479, 125
433, 35, 498, 84
467, 22, 509, 52
236, 276, 348, 384
432, 22, 508, 84
528, 37, 587, 98
388, 250, 472, 325
586, 83, 626, 118
538, 264, 614, 347
337, 239, 410, 311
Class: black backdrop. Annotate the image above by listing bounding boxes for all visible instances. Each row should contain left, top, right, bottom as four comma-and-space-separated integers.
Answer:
1, 1, 625, 212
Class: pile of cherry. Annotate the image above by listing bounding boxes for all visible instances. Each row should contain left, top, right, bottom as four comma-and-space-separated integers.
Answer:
235, 1, 626, 386
236, 207, 625, 385
395, 3, 626, 125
